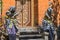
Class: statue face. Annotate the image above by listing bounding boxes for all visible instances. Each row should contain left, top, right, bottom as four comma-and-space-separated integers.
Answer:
9, 6, 16, 13
49, 4, 52, 8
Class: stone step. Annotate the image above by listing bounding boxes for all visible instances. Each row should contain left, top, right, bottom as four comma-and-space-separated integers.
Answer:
20, 32, 39, 35
19, 34, 43, 39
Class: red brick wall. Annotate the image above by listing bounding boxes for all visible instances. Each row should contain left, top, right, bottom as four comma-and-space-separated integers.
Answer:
38, 0, 49, 25
2, 0, 15, 16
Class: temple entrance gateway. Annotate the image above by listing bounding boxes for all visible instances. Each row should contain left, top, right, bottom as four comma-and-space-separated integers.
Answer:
16, 0, 38, 32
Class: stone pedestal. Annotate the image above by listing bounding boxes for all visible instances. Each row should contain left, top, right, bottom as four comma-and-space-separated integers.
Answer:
44, 32, 49, 40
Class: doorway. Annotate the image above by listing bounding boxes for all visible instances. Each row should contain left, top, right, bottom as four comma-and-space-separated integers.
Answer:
15, 0, 38, 27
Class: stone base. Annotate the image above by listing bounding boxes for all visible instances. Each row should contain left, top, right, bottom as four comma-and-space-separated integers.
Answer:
17, 27, 37, 32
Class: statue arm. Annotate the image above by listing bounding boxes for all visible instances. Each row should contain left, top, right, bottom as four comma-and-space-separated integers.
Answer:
46, 12, 50, 19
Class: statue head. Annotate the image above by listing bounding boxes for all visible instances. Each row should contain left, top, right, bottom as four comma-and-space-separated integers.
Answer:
8, 6, 16, 17
9, 6, 16, 13
49, 1, 53, 8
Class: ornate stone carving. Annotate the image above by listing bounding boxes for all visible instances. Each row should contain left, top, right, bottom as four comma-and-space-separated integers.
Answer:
16, 0, 31, 26
20, 0, 26, 5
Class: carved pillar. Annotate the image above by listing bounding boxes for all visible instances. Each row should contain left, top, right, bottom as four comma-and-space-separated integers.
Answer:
53, 0, 59, 27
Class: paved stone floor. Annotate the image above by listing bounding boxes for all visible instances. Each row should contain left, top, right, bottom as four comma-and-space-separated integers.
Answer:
18, 39, 44, 40
16, 37, 44, 40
